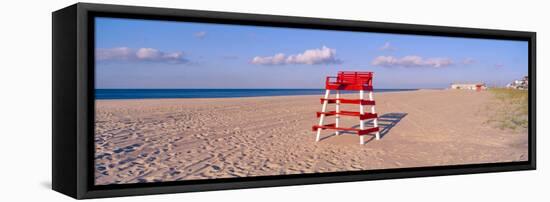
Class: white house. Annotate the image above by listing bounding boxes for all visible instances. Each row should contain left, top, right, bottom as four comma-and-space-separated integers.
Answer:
506, 76, 528, 90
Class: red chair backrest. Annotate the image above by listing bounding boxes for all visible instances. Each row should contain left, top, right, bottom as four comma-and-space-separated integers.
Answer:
337, 71, 373, 86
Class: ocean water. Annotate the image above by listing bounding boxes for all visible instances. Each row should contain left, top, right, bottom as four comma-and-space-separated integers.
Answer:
95, 89, 418, 100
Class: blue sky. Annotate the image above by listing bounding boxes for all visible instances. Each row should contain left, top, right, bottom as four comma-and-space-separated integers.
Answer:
95, 17, 528, 89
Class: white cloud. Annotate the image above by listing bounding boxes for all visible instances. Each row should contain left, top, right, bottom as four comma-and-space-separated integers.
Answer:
96, 47, 133, 61
251, 46, 341, 65
251, 53, 287, 65
96, 47, 187, 63
379, 42, 396, 51
136, 48, 161, 60
372, 55, 453, 68
194, 31, 207, 39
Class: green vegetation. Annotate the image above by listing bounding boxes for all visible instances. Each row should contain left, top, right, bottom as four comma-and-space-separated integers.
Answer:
487, 88, 528, 131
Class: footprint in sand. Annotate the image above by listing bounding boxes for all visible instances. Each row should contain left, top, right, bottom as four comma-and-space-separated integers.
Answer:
210, 165, 222, 172
118, 157, 136, 165
96, 152, 112, 160
96, 165, 107, 171
122, 143, 142, 153
113, 148, 124, 154
146, 157, 156, 163
168, 168, 182, 176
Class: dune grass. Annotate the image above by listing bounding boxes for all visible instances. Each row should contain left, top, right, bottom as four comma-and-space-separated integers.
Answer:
487, 88, 528, 131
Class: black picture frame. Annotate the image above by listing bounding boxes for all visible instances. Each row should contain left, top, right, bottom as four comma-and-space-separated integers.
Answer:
52, 2, 536, 199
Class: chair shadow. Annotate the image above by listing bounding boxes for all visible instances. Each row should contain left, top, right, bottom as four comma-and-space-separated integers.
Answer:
366, 112, 407, 138
318, 112, 408, 142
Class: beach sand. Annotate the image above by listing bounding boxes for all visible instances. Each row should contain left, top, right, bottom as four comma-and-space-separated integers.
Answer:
94, 89, 528, 185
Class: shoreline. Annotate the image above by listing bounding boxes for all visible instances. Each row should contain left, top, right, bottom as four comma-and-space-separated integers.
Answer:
95, 88, 435, 101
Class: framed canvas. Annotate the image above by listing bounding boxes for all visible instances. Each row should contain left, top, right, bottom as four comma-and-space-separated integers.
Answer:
52, 3, 536, 199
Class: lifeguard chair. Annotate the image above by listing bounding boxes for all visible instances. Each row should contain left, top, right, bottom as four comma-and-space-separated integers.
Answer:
312, 71, 380, 144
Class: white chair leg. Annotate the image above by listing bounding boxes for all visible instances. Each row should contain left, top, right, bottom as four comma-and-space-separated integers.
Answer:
316, 90, 330, 142
369, 91, 381, 140
359, 90, 365, 144
335, 90, 340, 136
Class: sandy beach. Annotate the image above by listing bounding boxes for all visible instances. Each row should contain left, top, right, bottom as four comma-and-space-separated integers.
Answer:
94, 89, 528, 185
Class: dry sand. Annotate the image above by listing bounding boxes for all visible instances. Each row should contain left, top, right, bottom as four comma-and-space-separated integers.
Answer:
94, 89, 528, 185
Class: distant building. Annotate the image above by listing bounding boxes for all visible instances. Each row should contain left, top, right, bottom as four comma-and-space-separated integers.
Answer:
450, 83, 487, 91
506, 76, 528, 90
